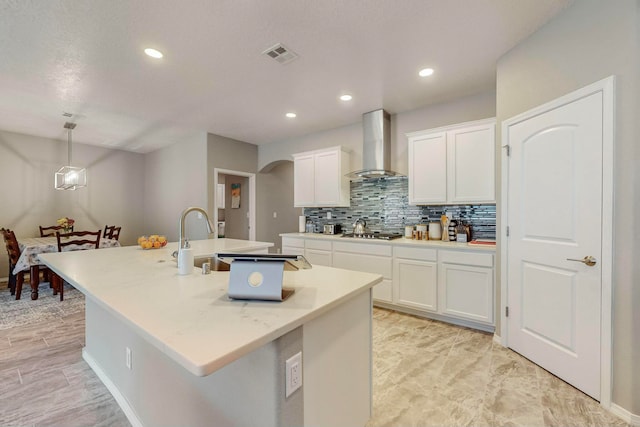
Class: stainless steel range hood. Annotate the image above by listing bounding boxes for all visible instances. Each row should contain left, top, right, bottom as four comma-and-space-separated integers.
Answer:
347, 109, 402, 179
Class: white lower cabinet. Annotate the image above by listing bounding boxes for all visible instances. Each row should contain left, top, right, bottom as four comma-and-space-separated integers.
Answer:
305, 239, 333, 267
439, 250, 494, 325
282, 237, 305, 256
280, 235, 495, 330
393, 247, 438, 312
333, 241, 393, 303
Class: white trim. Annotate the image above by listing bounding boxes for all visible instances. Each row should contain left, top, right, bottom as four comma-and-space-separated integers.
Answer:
83, 349, 144, 427
500, 75, 615, 408
213, 168, 256, 241
405, 117, 496, 139
373, 301, 495, 333
492, 333, 503, 347
610, 403, 640, 427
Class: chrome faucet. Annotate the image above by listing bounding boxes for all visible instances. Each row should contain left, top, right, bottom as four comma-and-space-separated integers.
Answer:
179, 207, 215, 250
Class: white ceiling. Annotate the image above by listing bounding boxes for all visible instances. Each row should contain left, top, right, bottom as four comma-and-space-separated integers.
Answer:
0, 0, 573, 153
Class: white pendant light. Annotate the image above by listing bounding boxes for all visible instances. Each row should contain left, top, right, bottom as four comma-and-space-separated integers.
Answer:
54, 122, 87, 190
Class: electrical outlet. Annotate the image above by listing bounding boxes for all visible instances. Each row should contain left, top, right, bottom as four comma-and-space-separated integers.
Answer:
285, 352, 302, 397
125, 347, 132, 370
273, 211, 277, 218
327, 212, 332, 219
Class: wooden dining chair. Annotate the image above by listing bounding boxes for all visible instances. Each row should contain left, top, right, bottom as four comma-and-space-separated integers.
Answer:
2, 229, 50, 300
103, 225, 121, 240
52, 230, 101, 301
1, 228, 17, 295
110, 226, 121, 241
39, 225, 73, 237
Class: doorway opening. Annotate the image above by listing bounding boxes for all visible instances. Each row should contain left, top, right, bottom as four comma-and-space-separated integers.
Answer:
213, 168, 256, 240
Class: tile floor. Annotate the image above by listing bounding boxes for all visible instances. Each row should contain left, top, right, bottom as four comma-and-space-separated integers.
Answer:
0, 282, 628, 426
367, 308, 628, 427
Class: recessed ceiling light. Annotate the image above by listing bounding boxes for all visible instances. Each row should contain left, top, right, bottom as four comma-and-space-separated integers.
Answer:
419, 68, 434, 77
144, 48, 164, 59
340, 94, 353, 101
286, 112, 297, 118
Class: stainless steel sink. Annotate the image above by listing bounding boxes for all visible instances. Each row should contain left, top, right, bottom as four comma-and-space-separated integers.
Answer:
194, 256, 230, 271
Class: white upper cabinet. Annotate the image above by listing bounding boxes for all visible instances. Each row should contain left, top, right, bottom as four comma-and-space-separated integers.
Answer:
293, 146, 350, 207
408, 131, 448, 204
407, 118, 496, 205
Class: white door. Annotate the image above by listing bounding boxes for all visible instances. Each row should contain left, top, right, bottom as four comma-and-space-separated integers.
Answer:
506, 91, 604, 399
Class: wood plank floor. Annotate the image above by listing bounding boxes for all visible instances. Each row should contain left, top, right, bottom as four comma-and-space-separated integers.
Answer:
0, 282, 629, 426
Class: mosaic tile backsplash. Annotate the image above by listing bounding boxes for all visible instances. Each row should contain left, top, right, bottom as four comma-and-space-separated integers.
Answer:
303, 176, 496, 240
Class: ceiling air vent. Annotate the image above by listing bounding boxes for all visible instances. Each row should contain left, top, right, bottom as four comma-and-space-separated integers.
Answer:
262, 43, 298, 64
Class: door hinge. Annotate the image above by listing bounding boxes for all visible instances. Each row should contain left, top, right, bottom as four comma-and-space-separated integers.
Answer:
505, 306, 509, 317
504, 145, 511, 156
506, 226, 510, 237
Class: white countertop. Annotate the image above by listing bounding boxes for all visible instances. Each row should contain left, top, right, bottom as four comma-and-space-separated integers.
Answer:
280, 232, 497, 252
38, 238, 381, 377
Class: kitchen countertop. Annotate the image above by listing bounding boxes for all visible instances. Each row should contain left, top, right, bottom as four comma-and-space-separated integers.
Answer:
280, 232, 496, 252
38, 238, 381, 377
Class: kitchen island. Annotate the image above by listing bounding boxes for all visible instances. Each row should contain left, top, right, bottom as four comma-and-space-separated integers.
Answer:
39, 238, 381, 427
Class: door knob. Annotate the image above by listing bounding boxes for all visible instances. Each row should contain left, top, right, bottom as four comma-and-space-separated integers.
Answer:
566, 256, 597, 266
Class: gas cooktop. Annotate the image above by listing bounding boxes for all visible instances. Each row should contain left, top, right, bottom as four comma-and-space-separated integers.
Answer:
342, 232, 403, 240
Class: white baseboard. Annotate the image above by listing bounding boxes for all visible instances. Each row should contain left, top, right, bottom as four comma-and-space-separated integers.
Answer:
82, 349, 144, 427
492, 333, 504, 347
609, 403, 640, 426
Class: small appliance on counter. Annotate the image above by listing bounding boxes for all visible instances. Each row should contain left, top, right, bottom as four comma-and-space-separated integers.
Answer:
323, 224, 342, 235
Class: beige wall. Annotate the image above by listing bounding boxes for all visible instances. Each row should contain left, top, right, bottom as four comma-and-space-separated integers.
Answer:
258, 90, 496, 174
496, 0, 639, 413
256, 161, 300, 253
206, 133, 258, 226
143, 132, 209, 242
0, 129, 145, 278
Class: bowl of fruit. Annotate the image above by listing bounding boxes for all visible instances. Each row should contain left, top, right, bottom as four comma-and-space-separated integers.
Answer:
138, 235, 167, 249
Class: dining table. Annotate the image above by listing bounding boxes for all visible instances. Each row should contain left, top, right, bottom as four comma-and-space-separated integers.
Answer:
14, 236, 121, 300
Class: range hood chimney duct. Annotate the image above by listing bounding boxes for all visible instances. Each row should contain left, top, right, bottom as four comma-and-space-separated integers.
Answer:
347, 109, 402, 179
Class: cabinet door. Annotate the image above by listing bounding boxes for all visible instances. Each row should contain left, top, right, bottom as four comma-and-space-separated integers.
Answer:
439, 263, 493, 324
372, 278, 393, 303
333, 250, 392, 302
408, 132, 447, 204
293, 154, 315, 207
393, 258, 438, 312
282, 246, 305, 256
447, 123, 495, 203
313, 150, 340, 205
305, 249, 332, 267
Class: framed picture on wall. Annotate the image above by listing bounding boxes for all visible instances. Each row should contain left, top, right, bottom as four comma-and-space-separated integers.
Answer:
231, 183, 240, 208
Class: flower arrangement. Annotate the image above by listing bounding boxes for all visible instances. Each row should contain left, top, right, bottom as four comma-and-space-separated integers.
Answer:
56, 216, 75, 232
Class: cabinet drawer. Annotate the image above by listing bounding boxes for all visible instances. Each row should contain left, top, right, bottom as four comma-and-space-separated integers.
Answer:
333, 252, 392, 279
282, 237, 304, 248
439, 250, 493, 267
305, 239, 332, 251
333, 241, 392, 257
282, 246, 305, 256
305, 249, 332, 267
393, 246, 437, 261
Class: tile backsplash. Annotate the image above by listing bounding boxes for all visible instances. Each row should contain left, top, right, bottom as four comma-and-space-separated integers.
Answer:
303, 176, 496, 240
